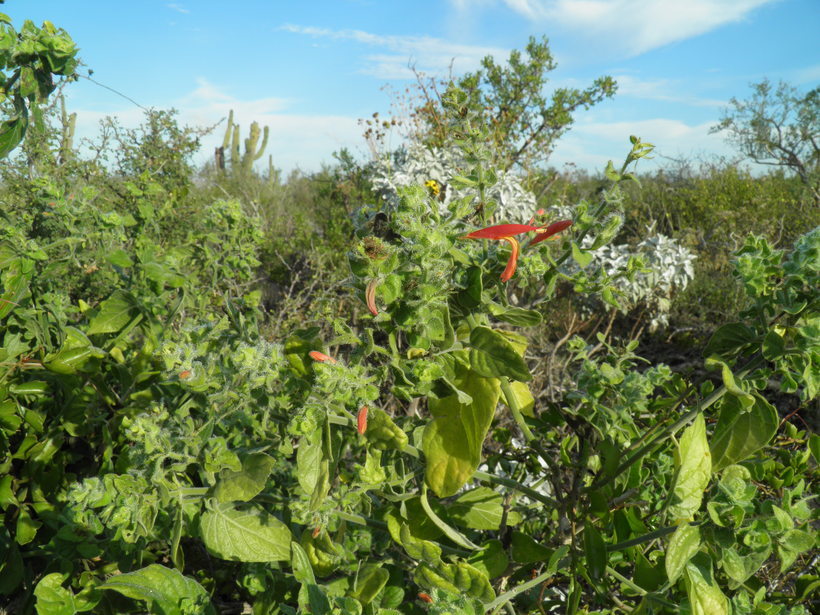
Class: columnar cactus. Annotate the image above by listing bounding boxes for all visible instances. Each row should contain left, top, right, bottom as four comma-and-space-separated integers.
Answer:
215, 109, 269, 175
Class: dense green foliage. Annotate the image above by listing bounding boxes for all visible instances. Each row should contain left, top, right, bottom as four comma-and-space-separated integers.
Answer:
0, 13, 817, 615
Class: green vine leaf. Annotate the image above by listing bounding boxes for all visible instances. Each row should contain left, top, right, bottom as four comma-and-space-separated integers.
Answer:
99, 565, 215, 615
710, 394, 778, 471
668, 413, 712, 523
201, 503, 292, 562
423, 362, 500, 497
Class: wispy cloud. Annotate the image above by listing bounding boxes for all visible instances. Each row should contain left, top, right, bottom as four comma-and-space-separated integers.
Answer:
280, 24, 508, 78
550, 116, 733, 171
613, 74, 725, 107
451, 0, 777, 56
167, 3, 190, 14
67, 78, 362, 174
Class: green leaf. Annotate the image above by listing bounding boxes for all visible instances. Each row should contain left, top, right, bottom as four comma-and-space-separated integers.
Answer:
510, 531, 552, 564
290, 542, 316, 585
449, 487, 520, 530
665, 523, 700, 584
0, 117, 26, 160
105, 249, 134, 268
668, 414, 711, 522
571, 242, 593, 268
363, 407, 408, 450
423, 361, 500, 497
583, 524, 606, 582
99, 565, 215, 615
214, 453, 274, 503
15, 505, 41, 545
684, 555, 729, 615
200, 503, 292, 562
467, 540, 508, 579
0, 528, 24, 594
420, 487, 479, 550
705, 357, 754, 410
34, 573, 75, 615
352, 565, 389, 605
488, 305, 542, 327
296, 430, 323, 494
87, 290, 139, 335
710, 394, 778, 472
703, 323, 757, 359
762, 329, 786, 360
809, 434, 820, 464
469, 326, 531, 382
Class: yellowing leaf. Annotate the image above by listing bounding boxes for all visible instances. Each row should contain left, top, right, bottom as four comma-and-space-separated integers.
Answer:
423, 363, 500, 497
668, 414, 711, 522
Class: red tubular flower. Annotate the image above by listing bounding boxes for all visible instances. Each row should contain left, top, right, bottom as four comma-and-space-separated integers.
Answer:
357, 406, 368, 434
529, 219, 573, 246
463, 223, 539, 283
308, 350, 337, 364
365, 279, 379, 316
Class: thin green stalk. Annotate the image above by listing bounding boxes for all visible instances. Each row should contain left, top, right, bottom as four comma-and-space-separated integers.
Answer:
485, 568, 559, 614
500, 376, 535, 441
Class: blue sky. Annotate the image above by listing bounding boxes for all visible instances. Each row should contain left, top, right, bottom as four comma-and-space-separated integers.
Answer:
6, 0, 819, 174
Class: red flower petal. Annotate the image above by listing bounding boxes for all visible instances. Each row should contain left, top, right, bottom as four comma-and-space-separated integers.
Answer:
465, 223, 539, 239
308, 350, 337, 364
500, 237, 520, 282
365, 279, 378, 316
357, 406, 368, 434
529, 219, 573, 246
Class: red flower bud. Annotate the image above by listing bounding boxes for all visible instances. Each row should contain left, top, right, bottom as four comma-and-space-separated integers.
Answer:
357, 406, 368, 434
308, 350, 337, 364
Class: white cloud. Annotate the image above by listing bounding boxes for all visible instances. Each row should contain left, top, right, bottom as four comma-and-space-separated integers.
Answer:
451, 0, 777, 56
167, 3, 189, 14
550, 117, 734, 171
280, 24, 508, 78
67, 79, 363, 174
613, 74, 725, 107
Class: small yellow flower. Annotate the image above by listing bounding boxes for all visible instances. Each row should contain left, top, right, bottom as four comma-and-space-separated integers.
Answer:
424, 179, 441, 197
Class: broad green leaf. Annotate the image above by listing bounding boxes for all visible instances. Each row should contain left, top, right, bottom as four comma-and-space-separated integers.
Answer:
398, 523, 443, 563
106, 249, 134, 268
423, 362, 500, 497
87, 290, 139, 335
684, 555, 729, 615
363, 407, 408, 450
762, 329, 785, 360
572, 242, 593, 268
583, 524, 606, 582
469, 326, 531, 382
668, 413, 711, 522
449, 487, 521, 530
290, 541, 316, 585
710, 394, 778, 471
214, 453, 274, 503
414, 560, 495, 603
510, 531, 552, 564
705, 356, 754, 410
15, 505, 41, 545
352, 565, 389, 605
703, 323, 757, 358
0, 528, 24, 594
0, 117, 26, 160
99, 565, 215, 615
201, 503, 291, 562
488, 304, 542, 327
296, 430, 323, 494
34, 573, 75, 615
467, 540, 508, 579
665, 523, 701, 584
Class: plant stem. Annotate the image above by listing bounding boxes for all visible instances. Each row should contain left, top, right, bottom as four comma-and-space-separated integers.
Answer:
500, 376, 535, 441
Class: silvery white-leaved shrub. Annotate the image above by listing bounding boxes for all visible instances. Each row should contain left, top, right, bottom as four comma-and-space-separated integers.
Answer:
366, 142, 536, 222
